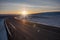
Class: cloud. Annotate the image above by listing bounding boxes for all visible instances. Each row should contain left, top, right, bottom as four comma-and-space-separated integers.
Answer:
0, 0, 60, 14
0, 0, 60, 6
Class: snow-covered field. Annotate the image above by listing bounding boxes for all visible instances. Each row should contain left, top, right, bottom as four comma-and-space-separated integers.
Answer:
27, 12, 60, 27
0, 19, 8, 40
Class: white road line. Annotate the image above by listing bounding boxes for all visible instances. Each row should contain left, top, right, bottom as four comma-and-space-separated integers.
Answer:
5, 21, 12, 37
9, 23, 16, 30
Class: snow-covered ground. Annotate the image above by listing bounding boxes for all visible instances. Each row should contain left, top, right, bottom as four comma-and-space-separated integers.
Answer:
0, 19, 8, 40
27, 12, 60, 28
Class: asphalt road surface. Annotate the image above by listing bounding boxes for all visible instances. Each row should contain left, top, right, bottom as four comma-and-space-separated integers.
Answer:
5, 18, 60, 40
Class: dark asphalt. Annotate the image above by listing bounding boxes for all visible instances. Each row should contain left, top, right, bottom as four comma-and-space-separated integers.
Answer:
5, 18, 60, 40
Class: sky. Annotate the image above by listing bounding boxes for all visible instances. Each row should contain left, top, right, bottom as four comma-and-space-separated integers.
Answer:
0, 0, 60, 14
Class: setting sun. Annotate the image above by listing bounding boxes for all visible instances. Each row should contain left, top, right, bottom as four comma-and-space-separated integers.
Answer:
22, 10, 28, 16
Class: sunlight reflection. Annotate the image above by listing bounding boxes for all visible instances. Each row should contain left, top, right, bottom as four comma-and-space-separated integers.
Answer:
22, 19, 26, 24
33, 24, 36, 28
37, 30, 40, 32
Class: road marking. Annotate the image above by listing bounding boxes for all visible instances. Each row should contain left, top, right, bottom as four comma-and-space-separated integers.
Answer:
5, 21, 12, 36
9, 23, 16, 30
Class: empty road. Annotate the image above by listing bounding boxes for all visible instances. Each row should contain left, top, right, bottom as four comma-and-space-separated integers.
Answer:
5, 18, 60, 40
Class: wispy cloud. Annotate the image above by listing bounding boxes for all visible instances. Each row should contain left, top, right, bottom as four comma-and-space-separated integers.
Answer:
0, 0, 60, 14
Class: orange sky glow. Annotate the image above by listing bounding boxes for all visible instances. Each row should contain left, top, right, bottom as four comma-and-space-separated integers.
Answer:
0, 10, 60, 15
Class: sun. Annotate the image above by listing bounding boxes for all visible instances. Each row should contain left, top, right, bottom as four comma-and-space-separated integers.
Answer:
20, 8, 29, 18
18, 8, 30, 18
22, 10, 28, 16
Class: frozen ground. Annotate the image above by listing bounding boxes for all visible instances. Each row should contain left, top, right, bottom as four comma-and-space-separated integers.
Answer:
28, 12, 60, 27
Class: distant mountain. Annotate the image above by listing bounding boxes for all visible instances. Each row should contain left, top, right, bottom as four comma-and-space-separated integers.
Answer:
32, 12, 60, 15
34, 12, 60, 15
